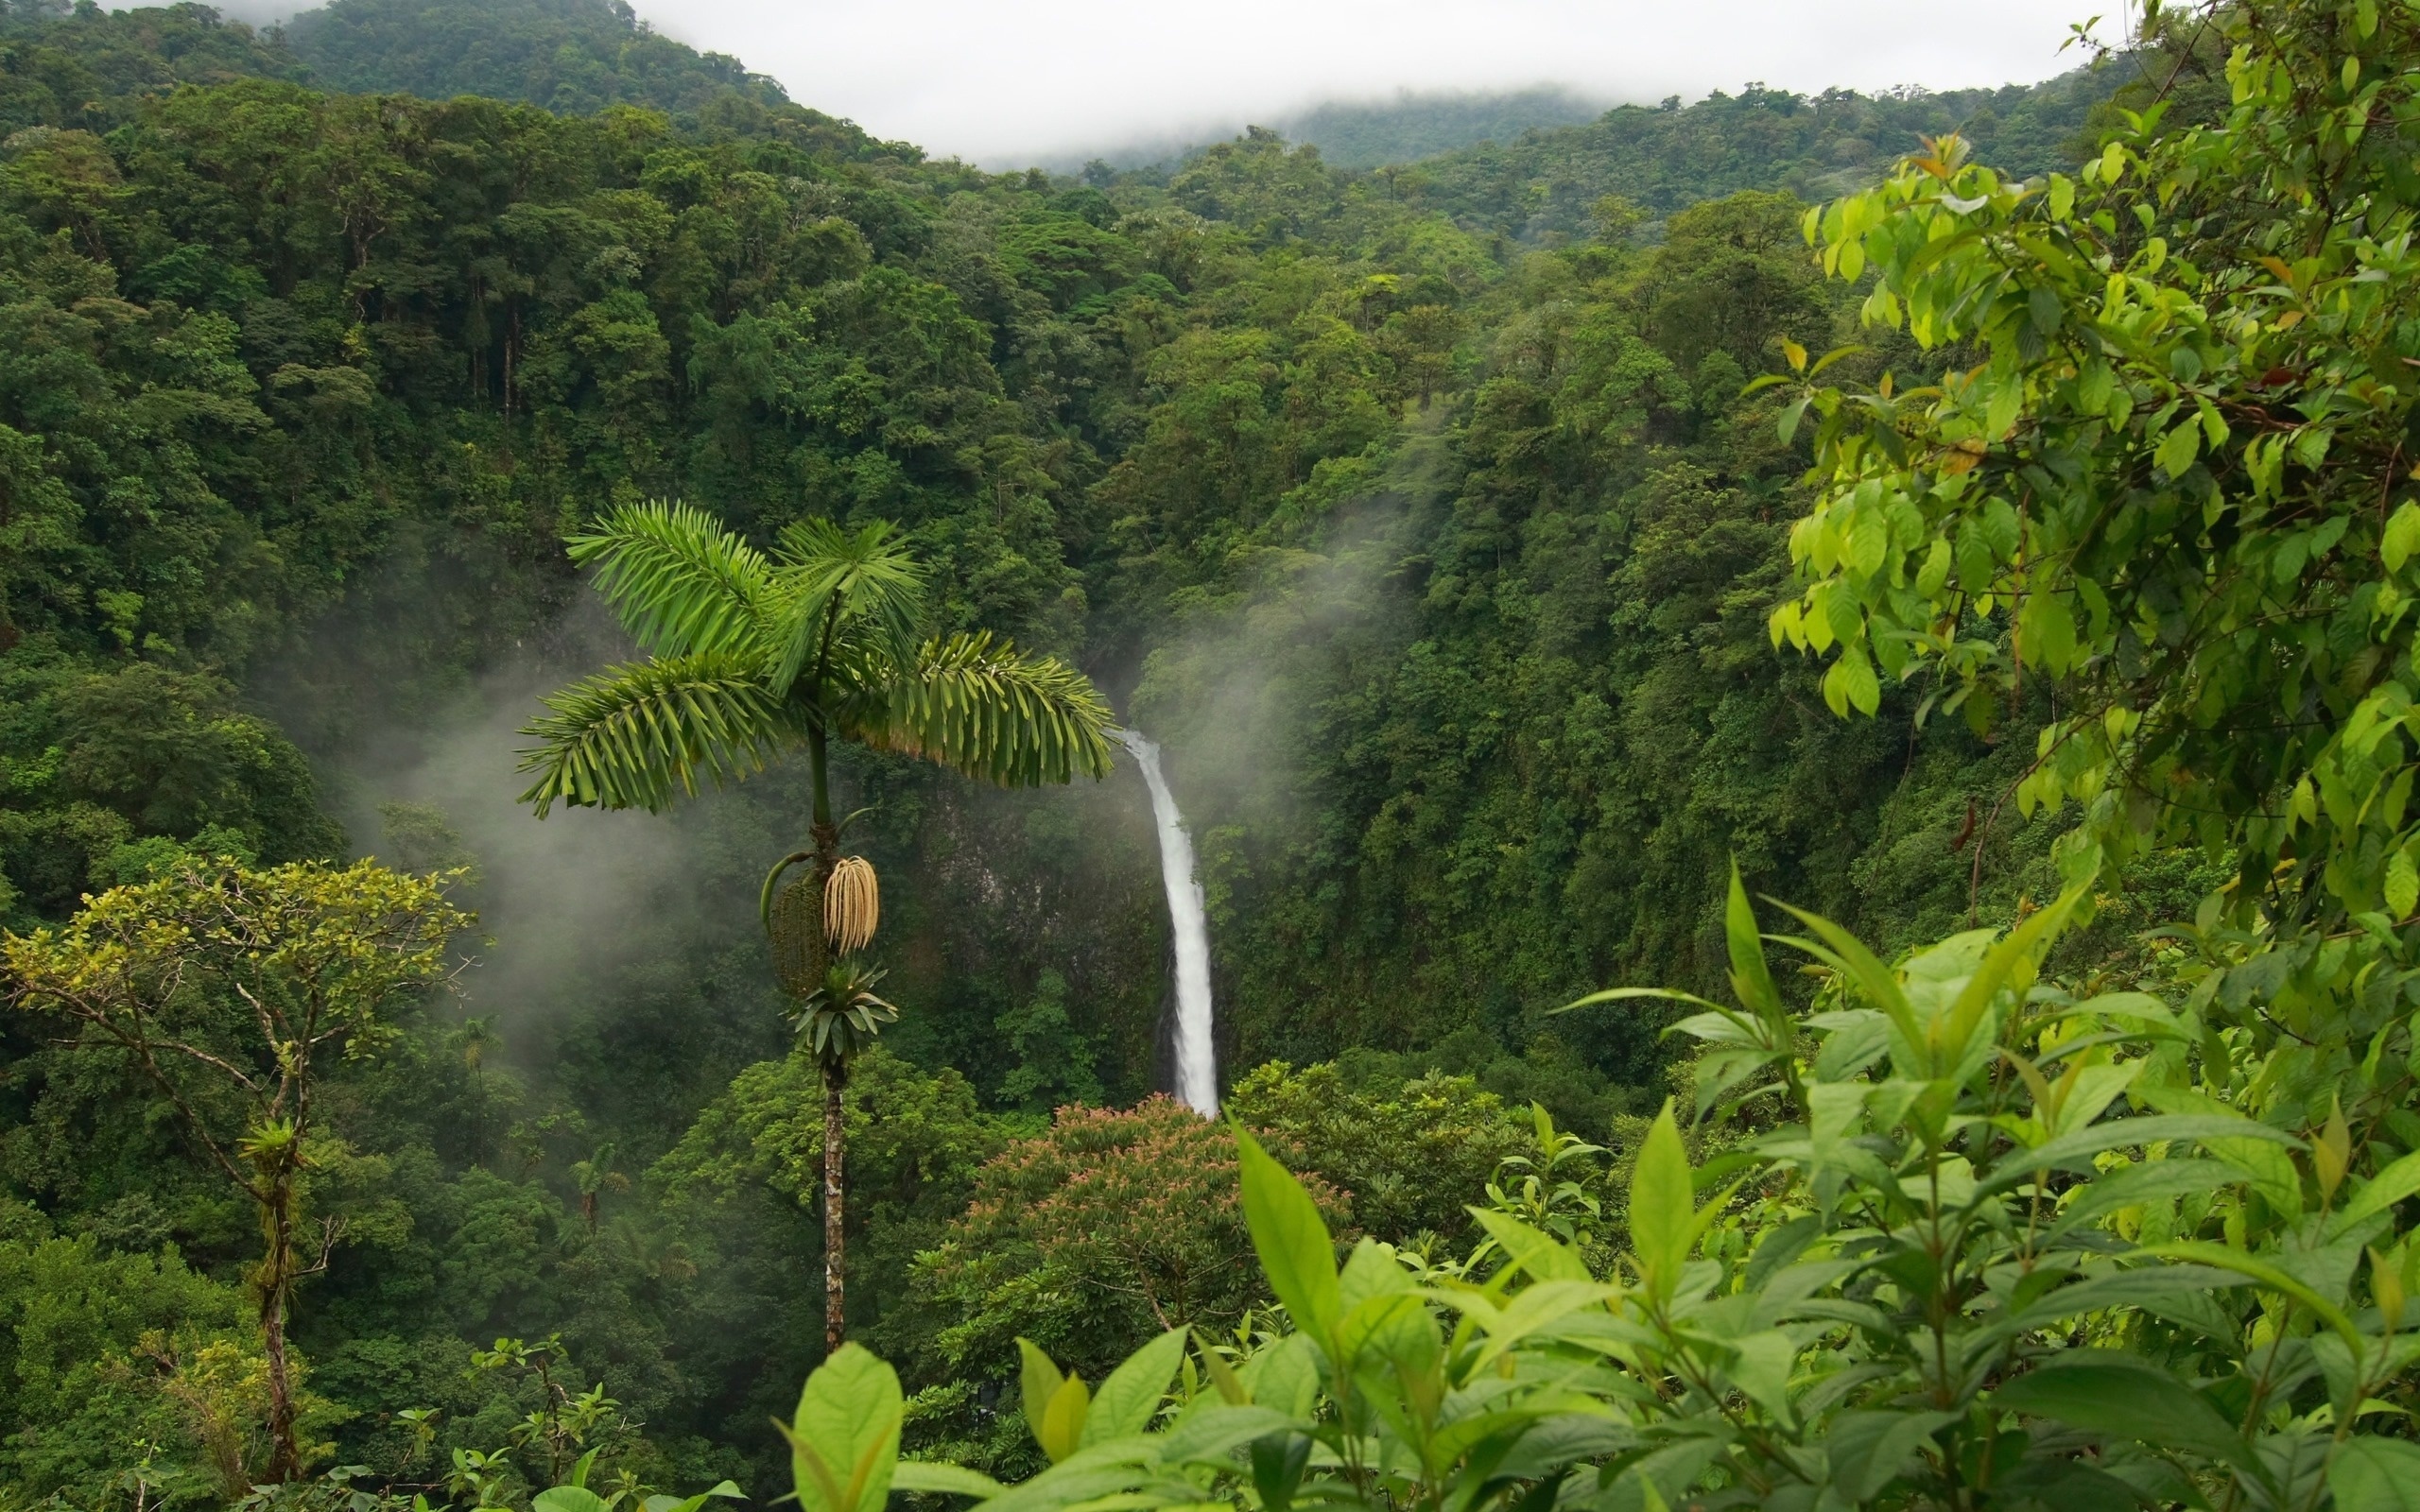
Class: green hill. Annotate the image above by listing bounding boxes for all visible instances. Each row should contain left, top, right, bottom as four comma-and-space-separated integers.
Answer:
1276, 85, 1609, 169
280, 0, 787, 115
0, 0, 306, 132
1392, 69, 2118, 238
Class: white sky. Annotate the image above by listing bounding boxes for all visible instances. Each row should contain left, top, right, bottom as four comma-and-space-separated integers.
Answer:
638, 0, 2111, 166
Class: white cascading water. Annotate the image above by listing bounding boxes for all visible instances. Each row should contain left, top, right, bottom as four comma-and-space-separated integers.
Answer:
1115, 729, 1218, 1116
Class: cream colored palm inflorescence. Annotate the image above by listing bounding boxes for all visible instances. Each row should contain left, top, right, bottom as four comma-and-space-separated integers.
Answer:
823, 855, 879, 955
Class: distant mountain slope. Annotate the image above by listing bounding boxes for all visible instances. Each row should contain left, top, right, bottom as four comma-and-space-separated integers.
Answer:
1391, 68, 2120, 241
281, 0, 787, 116
0, 0, 306, 132
1276, 86, 1609, 170
1036, 86, 1609, 176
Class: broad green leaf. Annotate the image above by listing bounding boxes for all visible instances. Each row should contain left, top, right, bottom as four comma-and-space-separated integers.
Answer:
643, 1483, 745, 1512
1841, 647, 1881, 715
1772, 904, 1924, 1057
1721, 1330, 1798, 1424
2152, 418, 2198, 478
1723, 861, 1784, 1032
785, 1345, 902, 1512
2046, 1158, 2237, 1237
965, 1455, 1161, 1512
2138, 1240, 2361, 1347
1994, 1353, 2253, 1469
1016, 1339, 1065, 1444
535, 1490, 610, 1512
1473, 1209, 1593, 1283
1986, 375, 2024, 438
1238, 1333, 1321, 1419
1251, 1433, 1310, 1512
2005, 1264, 2246, 1330
2329, 1436, 2420, 1512
1940, 878, 2087, 1077
1036, 1375, 1089, 1464
1016, 1339, 1089, 1462
2334, 1147, 2420, 1236
1339, 1235, 1417, 1310
1630, 1102, 1694, 1298
1336, 1291, 1432, 1384
1979, 1113, 2302, 1197
1916, 536, 1953, 594
1779, 394, 1810, 443
1604, 1438, 1726, 1512
1825, 1409, 1955, 1501
1154, 1403, 1300, 1468
890, 1464, 1007, 1500
2019, 591, 2078, 676
1235, 1125, 1340, 1339
2385, 501, 2420, 573
2134, 1085, 2308, 1215
1668, 1011, 1767, 1046
1082, 1328, 1187, 1445
2390, 847, 2419, 919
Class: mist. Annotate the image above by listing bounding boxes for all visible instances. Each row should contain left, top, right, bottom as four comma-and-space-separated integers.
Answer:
631, 0, 2106, 166
172, 0, 2105, 167
251, 586, 791, 1104
337, 612, 710, 1034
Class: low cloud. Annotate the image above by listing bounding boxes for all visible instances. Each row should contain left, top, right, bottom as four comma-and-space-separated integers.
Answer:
644, 0, 2104, 166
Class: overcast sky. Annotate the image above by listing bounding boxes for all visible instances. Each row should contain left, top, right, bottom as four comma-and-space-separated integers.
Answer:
627, 0, 2107, 166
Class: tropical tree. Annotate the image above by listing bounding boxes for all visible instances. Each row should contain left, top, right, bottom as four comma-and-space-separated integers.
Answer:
791, 958, 899, 1351
2, 856, 471, 1482
516, 500, 1116, 1351
1765, 0, 2420, 1192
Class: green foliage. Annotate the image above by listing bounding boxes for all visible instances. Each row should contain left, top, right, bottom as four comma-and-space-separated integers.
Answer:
913, 1097, 1346, 1393
0, 0, 2282, 1500
826, 876, 2420, 1512
789, 961, 898, 1077
0, 1205, 290, 1509
283, 0, 789, 120
1372, 70, 2118, 241
0, 657, 341, 926
1222, 1061, 1530, 1245
518, 503, 1115, 813
1774, 0, 2420, 1189
0, 1, 307, 135
992, 970, 1102, 1114
5, 855, 472, 1477
1276, 88, 1610, 172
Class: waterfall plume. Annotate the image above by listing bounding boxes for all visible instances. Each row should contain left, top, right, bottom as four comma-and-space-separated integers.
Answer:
1115, 728, 1217, 1116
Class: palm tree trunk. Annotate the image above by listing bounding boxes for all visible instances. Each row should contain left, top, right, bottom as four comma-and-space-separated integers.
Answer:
821, 1057, 847, 1353
807, 724, 848, 1353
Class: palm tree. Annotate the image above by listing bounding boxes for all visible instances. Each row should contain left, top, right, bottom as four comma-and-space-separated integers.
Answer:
789, 959, 897, 1336
518, 501, 1115, 1351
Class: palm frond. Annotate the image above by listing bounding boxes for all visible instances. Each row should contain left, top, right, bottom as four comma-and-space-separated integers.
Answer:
572, 500, 775, 661
516, 654, 800, 816
764, 518, 927, 695
842, 631, 1115, 787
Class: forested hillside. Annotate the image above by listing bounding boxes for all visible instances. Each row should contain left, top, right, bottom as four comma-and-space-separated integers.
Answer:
280, 0, 787, 117
13, 2, 2416, 1510
1274, 87, 1608, 169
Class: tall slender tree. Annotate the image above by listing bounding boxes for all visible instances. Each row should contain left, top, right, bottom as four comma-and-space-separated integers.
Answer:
517, 501, 1115, 1350
3, 857, 471, 1482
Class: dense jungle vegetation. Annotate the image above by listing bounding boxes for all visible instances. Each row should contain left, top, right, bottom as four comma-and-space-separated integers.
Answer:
7, 0, 2420, 1507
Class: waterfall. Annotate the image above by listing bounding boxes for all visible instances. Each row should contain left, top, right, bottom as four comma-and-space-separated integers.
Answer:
1115, 729, 1218, 1117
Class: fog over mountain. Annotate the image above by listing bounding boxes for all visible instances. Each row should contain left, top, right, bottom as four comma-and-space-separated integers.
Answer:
155, 0, 2100, 164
